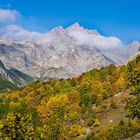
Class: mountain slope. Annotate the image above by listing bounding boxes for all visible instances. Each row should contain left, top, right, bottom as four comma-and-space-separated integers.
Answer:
0, 75, 17, 92
0, 59, 33, 86
125, 45, 140, 64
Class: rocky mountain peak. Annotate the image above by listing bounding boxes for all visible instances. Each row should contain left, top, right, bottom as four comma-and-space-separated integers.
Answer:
129, 40, 140, 48
66, 22, 99, 35
128, 40, 140, 54
50, 26, 64, 33
47, 26, 67, 38
66, 22, 85, 32
67, 22, 81, 29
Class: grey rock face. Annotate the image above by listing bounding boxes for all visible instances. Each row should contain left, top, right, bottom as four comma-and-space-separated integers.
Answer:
0, 40, 111, 79
0, 23, 139, 80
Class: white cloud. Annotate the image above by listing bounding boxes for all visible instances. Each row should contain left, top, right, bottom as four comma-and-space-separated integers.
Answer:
0, 9, 20, 22
0, 24, 43, 41
69, 31, 123, 50
0, 22, 124, 48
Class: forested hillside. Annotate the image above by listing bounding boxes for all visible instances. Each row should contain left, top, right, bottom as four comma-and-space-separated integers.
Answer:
0, 55, 140, 140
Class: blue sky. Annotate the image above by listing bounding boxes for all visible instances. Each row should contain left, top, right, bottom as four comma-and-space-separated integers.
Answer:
0, 0, 140, 43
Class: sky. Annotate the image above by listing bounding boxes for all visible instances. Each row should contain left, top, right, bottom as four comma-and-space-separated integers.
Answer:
0, 0, 140, 43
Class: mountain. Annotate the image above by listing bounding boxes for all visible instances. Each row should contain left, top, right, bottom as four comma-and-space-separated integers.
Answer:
123, 41, 140, 64
0, 39, 112, 79
0, 59, 33, 86
128, 40, 140, 53
66, 22, 99, 35
0, 23, 139, 80
125, 50, 140, 64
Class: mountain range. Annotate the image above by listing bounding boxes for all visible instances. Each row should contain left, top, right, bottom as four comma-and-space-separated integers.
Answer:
0, 23, 139, 84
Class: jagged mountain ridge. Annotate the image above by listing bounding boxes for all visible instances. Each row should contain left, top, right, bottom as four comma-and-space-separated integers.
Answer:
0, 23, 139, 79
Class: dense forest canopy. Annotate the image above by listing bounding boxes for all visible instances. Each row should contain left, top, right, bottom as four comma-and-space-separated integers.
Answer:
0, 55, 140, 140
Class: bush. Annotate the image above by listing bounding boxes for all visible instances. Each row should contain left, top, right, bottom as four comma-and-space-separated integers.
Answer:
86, 112, 96, 126
102, 91, 110, 100
70, 124, 86, 137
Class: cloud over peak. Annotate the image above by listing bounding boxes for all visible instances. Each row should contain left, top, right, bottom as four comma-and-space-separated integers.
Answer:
0, 22, 124, 50
0, 9, 20, 22
69, 31, 123, 49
